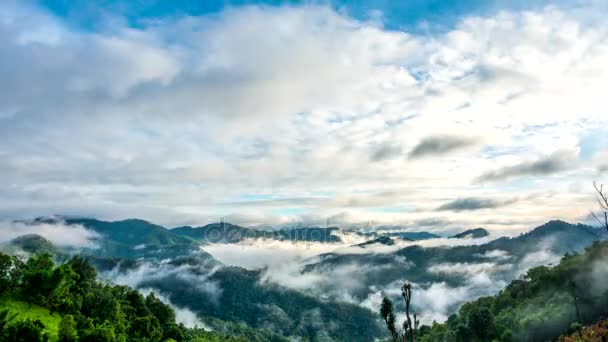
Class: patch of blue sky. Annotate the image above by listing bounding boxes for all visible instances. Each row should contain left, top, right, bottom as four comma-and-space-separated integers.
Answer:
579, 128, 608, 161
480, 145, 527, 159
37, 0, 569, 33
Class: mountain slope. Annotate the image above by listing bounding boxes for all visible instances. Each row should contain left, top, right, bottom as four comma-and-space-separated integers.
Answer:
63, 218, 204, 259
418, 240, 608, 342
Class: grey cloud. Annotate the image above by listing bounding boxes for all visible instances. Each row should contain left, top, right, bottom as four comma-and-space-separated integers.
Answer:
436, 197, 517, 212
476, 150, 575, 182
599, 164, 608, 174
408, 135, 477, 159
370, 144, 402, 162
414, 218, 451, 227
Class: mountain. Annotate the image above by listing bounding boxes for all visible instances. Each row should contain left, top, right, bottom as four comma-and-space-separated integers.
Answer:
355, 230, 440, 241
417, 240, 608, 341
392, 231, 441, 240
355, 236, 395, 247
301, 220, 604, 306
172, 222, 260, 243
4, 234, 57, 255
172, 223, 342, 243
450, 227, 489, 239
274, 227, 341, 243
7, 217, 381, 341
93, 254, 384, 341
62, 218, 204, 259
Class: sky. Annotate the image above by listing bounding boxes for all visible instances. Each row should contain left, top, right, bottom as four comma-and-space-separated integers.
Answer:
1, 0, 608, 231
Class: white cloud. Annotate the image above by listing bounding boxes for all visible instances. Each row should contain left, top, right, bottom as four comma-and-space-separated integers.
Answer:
0, 1, 606, 229
0, 220, 100, 248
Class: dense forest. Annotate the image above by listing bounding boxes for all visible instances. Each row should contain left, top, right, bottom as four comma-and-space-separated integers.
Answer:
380, 241, 608, 342
0, 252, 285, 342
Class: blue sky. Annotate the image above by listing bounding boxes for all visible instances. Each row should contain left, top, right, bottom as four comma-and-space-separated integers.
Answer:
39, 0, 553, 32
1, 0, 607, 231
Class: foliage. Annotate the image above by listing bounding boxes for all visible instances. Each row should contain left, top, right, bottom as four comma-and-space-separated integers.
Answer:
0, 252, 265, 342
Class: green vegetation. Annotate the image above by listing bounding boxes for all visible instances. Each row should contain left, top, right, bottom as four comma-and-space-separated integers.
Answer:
0, 252, 268, 341
0, 297, 62, 340
412, 241, 608, 342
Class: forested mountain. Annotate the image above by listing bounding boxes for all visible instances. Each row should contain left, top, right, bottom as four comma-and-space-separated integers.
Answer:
1, 218, 605, 341
416, 240, 608, 341
0, 252, 277, 341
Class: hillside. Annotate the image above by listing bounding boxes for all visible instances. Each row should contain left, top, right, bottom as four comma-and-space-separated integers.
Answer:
417, 240, 608, 341
0, 251, 280, 341
0, 297, 62, 341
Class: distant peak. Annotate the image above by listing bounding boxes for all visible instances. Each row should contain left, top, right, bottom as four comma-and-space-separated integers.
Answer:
450, 227, 489, 239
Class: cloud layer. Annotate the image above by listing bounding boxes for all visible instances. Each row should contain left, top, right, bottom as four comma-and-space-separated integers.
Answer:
1, 1, 607, 230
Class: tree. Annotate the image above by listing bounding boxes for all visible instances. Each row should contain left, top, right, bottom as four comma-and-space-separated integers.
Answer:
128, 315, 163, 342
380, 297, 398, 341
379, 282, 420, 342
0, 309, 18, 333
2, 319, 47, 342
145, 292, 175, 327
0, 254, 14, 295
401, 283, 420, 342
592, 182, 608, 233
466, 306, 496, 342
58, 315, 78, 342
79, 322, 117, 342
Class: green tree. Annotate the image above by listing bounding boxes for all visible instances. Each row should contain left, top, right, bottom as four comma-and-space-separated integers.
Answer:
2, 319, 47, 342
129, 315, 163, 342
466, 307, 496, 342
79, 322, 117, 342
380, 297, 398, 341
58, 315, 78, 342
0, 254, 13, 295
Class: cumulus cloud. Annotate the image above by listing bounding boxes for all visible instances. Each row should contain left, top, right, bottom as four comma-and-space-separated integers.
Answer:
0, 220, 99, 248
0, 1, 606, 229
408, 136, 478, 159
476, 150, 575, 182
436, 197, 517, 211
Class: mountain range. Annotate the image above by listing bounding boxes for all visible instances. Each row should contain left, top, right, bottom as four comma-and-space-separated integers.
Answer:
1, 217, 605, 341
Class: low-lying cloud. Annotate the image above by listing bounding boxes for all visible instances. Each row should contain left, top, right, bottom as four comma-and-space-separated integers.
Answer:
0, 220, 100, 248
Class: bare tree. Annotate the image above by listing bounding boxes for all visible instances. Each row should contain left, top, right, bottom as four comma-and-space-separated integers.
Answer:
379, 282, 420, 342
592, 181, 608, 233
